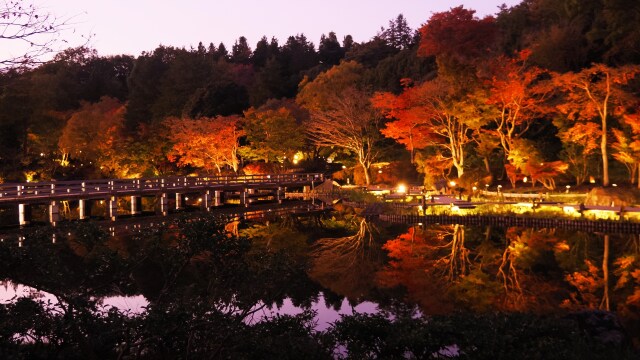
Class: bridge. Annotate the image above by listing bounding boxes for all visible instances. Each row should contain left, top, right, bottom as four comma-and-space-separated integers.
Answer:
0, 173, 324, 226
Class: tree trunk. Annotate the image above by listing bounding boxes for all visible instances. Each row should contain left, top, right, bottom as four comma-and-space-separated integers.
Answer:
361, 162, 371, 186
483, 157, 491, 175
601, 120, 610, 186
454, 162, 464, 178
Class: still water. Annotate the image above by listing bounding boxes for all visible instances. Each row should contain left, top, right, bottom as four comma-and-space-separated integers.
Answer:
0, 213, 638, 358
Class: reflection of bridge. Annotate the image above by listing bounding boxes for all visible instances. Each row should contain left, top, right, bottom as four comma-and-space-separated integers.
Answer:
0, 173, 324, 226
0, 201, 330, 243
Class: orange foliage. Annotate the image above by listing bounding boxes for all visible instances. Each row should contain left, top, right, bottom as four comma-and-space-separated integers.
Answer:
558, 122, 600, 185
377, 227, 456, 314
242, 162, 280, 175
58, 97, 130, 177
483, 51, 555, 159
373, 78, 484, 177
556, 63, 640, 185
418, 6, 497, 64
166, 116, 244, 174
523, 161, 569, 190
564, 260, 603, 310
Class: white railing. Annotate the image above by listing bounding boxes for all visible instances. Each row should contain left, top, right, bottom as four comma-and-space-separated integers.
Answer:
0, 173, 324, 203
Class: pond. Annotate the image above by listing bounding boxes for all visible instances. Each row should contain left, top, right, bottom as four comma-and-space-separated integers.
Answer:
0, 213, 638, 359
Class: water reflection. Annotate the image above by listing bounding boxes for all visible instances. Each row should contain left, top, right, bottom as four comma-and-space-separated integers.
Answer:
377, 224, 640, 333
0, 213, 638, 357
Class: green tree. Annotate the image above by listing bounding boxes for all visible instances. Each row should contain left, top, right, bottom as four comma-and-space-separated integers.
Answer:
241, 99, 306, 163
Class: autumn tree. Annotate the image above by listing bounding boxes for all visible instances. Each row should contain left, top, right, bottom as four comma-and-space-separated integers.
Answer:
555, 121, 600, 185
504, 138, 568, 190
165, 116, 244, 174
418, 6, 498, 78
298, 61, 381, 185
58, 97, 129, 177
482, 51, 555, 161
373, 77, 485, 178
556, 64, 640, 186
612, 128, 639, 185
241, 99, 306, 163
614, 113, 640, 187
474, 132, 500, 178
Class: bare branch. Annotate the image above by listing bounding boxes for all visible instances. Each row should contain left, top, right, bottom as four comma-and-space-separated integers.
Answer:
1, 0, 92, 69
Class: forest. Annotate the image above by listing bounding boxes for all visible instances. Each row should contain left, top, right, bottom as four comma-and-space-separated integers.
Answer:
2, 0, 640, 191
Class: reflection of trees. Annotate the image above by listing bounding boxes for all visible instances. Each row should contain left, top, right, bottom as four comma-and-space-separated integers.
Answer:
379, 225, 573, 313
564, 234, 615, 312
603, 234, 610, 310
0, 215, 328, 357
377, 224, 479, 313
495, 228, 568, 311
309, 218, 383, 302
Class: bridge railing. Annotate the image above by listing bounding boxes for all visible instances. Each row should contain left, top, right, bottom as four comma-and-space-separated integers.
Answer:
0, 173, 324, 202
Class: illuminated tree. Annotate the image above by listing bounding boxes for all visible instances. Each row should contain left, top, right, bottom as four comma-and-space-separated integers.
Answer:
474, 132, 500, 177
305, 88, 381, 185
373, 78, 485, 178
556, 122, 601, 185
505, 138, 568, 189
241, 100, 306, 163
166, 116, 244, 174
556, 64, 640, 186
298, 61, 381, 185
614, 113, 640, 187
483, 51, 555, 162
58, 97, 129, 177
612, 128, 639, 185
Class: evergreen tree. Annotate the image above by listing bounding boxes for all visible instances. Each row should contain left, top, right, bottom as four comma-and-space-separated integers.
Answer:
381, 14, 414, 50
231, 36, 252, 64
319, 32, 344, 66
217, 42, 229, 60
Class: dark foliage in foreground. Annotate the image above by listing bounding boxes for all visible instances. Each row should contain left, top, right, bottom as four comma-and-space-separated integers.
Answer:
1, 302, 636, 359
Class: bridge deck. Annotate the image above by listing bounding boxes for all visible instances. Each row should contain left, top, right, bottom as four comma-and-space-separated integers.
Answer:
0, 173, 323, 205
